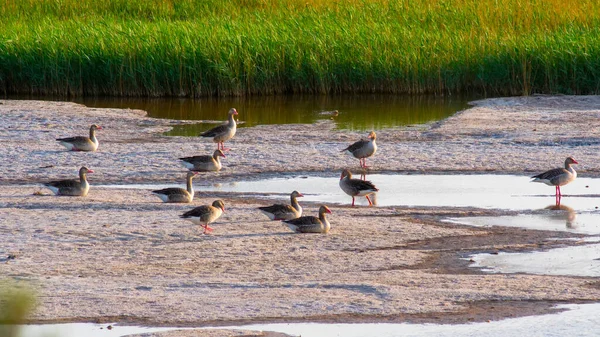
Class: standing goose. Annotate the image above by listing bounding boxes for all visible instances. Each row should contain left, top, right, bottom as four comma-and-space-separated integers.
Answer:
283, 205, 332, 234
152, 171, 198, 203
180, 200, 225, 234
258, 190, 304, 220
43, 166, 94, 196
341, 131, 377, 168
56, 124, 103, 151
531, 156, 578, 204
339, 169, 379, 206
179, 149, 226, 172
200, 108, 238, 151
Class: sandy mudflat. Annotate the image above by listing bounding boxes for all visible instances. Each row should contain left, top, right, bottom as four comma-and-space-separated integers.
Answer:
2, 96, 600, 335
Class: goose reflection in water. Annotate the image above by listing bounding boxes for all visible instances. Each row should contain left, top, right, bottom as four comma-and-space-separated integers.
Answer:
545, 204, 578, 229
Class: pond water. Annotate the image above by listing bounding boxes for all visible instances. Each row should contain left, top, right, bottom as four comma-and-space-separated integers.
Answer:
446, 209, 600, 236
99, 173, 600, 211
8, 94, 473, 136
12, 303, 600, 337
469, 241, 600, 277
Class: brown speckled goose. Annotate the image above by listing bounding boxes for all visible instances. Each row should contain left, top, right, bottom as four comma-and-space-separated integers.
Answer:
179, 149, 226, 172
152, 171, 198, 203
43, 166, 93, 196
56, 124, 102, 151
200, 108, 238, 151
283, 205, 332, 234
258, 191, 303, 220
339, 169, 379, 206
342, 131, 377, 168
180, 200, 225, 234
531, 156, 578, 203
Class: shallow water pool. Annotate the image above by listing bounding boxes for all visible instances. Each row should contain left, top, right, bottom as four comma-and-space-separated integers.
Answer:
14, 303, 600, 337
101, 174, 600, 211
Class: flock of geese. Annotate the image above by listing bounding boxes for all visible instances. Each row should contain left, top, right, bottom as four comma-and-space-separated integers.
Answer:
42, 108, 579, 234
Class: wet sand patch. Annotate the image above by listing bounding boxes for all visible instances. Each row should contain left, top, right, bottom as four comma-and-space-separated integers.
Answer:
2, 96, 600, 329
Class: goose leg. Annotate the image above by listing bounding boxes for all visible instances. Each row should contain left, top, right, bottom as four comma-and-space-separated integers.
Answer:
351, 196, 355, 207
365, 195, 373, 206
202, 224, 214, 234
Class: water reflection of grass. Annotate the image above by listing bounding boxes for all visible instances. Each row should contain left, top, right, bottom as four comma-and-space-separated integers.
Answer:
1, 0, 600, 96
0, 283, 36, 337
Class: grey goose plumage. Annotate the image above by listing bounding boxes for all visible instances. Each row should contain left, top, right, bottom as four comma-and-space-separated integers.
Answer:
283, 205, 332, 234
342, 131, 377, 168
339, 169, 379, 206
43, 166, 94, 196
258, 190, 304, 220
200, 108, 238, 151
152, 171, 198, 203
531, 156, 578, 202
180, 200, 225, 234
179, 149, 226, 172
56, 124, 102, 151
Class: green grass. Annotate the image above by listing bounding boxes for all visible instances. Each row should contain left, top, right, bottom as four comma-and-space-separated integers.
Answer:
0, 282, 36, 337
1, 0, 600, 97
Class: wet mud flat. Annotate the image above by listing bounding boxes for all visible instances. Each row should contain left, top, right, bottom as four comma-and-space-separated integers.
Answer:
2, 96, 600, 332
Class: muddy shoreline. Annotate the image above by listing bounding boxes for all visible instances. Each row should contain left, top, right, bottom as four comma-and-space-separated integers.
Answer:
2, 96, 600, 334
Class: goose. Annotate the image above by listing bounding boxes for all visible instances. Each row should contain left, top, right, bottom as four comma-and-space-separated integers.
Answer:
258, 191, 304, 220
180, 200, 225, 234
283, 205, 332, 234
531, 156, 578, 203
200, 108, 238, 151
56, 124, 102, 151
341, 131, 377, 168
152, 171, 198, 203
179, 149, 226, 172
339, 169, 379, 206
43, 166, 94, 196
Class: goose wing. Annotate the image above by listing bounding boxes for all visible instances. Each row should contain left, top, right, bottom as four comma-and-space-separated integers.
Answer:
342, 138, 369, 153
200, 124, 229, 138
532, 168, 568, 180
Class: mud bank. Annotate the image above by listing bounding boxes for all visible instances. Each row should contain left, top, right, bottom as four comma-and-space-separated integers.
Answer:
1, 96, 600, 334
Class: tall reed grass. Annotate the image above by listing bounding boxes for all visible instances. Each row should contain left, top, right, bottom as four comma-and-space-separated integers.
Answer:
1, 0, 599, 97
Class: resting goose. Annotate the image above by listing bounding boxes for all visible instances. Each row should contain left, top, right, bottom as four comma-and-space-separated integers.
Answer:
283, 205, 332, 234
258, 190, 303, 220
56, 124, 102, 151
43, 166, 94, 196
531, 156, 578, 204
152, 171, 198, 203
200, 108, 238, 151
180, 200, 225, 234
179, 149, 226, 172
341, 131, 377, 168
339, 169, 379, 206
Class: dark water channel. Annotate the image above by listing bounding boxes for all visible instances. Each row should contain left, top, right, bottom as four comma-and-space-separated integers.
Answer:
73, 94, 473, 136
